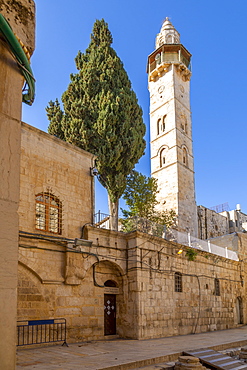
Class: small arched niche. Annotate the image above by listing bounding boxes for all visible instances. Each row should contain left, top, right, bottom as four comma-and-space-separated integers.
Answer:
104, 280, 117, 287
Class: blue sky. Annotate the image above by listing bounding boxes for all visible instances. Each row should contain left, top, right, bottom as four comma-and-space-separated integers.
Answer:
22, 0, 247, 215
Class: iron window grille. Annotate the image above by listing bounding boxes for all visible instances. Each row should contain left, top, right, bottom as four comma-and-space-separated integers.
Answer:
175, 272, 182, 292
35, 191, 62, 234
214, 278, 220, 296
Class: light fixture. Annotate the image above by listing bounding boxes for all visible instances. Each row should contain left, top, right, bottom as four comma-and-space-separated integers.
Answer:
177, 248, 183, 255
90, 167, 98, 177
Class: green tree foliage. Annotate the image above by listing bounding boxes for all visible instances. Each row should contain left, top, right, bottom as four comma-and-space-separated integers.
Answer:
46, 19, 146, 230
120, 170, 176, 234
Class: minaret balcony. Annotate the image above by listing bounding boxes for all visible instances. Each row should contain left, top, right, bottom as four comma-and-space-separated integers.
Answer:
148, 60, 191, 82
147, 44, 192, 81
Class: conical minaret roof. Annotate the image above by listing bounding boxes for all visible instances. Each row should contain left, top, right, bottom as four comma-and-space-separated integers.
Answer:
155, 17, 180, 49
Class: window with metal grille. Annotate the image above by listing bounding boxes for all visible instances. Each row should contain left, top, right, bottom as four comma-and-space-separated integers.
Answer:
35, 192, 62, 234
214, 278, 220, 296
175, 272, 182, 292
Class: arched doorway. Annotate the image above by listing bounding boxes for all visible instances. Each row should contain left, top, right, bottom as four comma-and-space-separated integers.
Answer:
104, 280, 118, 335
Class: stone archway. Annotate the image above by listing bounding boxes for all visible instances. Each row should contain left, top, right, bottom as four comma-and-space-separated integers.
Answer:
93, 260, 125, 337
17, 263, 51, 321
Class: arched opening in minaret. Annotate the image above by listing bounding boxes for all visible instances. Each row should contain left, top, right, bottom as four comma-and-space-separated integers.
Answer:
162, 115, 166, 132
180, 115, 188, 134
157, 118, 161, 135
166, 34, 173, 44
160, 148, 166, 167
182, 147, 188, 167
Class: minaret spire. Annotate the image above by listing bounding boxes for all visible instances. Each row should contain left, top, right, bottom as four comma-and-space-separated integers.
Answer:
155, 18, 180, 49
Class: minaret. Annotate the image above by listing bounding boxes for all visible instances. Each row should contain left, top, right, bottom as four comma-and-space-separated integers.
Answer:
147, 18, 198, 237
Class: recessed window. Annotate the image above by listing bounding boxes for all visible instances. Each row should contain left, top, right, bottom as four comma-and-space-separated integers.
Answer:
185, 123, 188, 134
214, 278, 220, 296
157, 118, 161, 135
175, 272, 182, 292
182, 147, 188, 166
35, 191, 62, 234
166, 34, 173, 43
181, 116, 188, 134
162, 115, 166, 132
160, 148, 166, 168
155, 53, 161, 65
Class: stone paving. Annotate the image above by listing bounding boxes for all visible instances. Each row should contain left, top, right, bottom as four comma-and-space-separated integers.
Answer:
17, 326, 247, 370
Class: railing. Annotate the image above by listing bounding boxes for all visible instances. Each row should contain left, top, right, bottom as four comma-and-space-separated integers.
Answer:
166, 229, 239, 261
149, 53, 191, 73
93, 213, 239, 261
119, 216, 238, 261
17, 318, 68, 347
93, 211, 111, 229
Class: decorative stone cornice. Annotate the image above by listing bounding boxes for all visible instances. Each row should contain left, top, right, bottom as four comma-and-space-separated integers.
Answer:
176, 63, 192, 81
149, 62, 191, 82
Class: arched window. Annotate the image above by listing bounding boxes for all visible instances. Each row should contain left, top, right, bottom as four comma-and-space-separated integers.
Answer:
180, 115, 188, 134
160, 148, 166, 168
162, 115, 166, 132
35, 192, 62, 234
166, 34, 173, 44
157, 118, 161, 135
175, 272, 182, 292
155, 53, 161, 66
182, 147, 188, 167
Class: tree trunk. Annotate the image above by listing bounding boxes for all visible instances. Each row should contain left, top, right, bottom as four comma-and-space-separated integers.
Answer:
108, 195, 119, 231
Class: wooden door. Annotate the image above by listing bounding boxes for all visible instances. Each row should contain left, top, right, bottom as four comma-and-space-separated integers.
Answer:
104, 294, 116, 335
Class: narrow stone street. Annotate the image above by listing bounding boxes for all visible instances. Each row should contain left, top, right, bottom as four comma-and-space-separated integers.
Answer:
17, 326, 247, 370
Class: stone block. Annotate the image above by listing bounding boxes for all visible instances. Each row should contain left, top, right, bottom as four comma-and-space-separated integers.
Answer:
81, 306, 95, 317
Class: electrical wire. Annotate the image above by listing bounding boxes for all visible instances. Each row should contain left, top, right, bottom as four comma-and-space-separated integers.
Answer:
0, 13, 35, 105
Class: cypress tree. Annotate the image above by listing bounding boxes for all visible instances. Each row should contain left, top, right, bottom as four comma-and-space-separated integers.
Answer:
46, 19, 146, 230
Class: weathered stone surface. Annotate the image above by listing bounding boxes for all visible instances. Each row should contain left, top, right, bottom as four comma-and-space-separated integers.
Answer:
17, 220, 247, 343
0, 1, 35, 368
175, 356, 205, 370
0, 0, 35, 53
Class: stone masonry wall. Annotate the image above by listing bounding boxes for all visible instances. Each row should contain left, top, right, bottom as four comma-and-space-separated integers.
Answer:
198, 205, 229, 240
19, 122, 94, 238
18, 226, 247, 343
125, 232, 246, 339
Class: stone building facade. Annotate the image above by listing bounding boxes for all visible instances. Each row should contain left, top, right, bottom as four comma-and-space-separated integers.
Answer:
19, 122, 95, 238
17, 123, 247, 342
198, 205, 247, 240
18, 212, 247, 342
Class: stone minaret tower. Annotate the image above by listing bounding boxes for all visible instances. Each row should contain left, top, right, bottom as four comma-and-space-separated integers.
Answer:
147, 18, 198, 237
